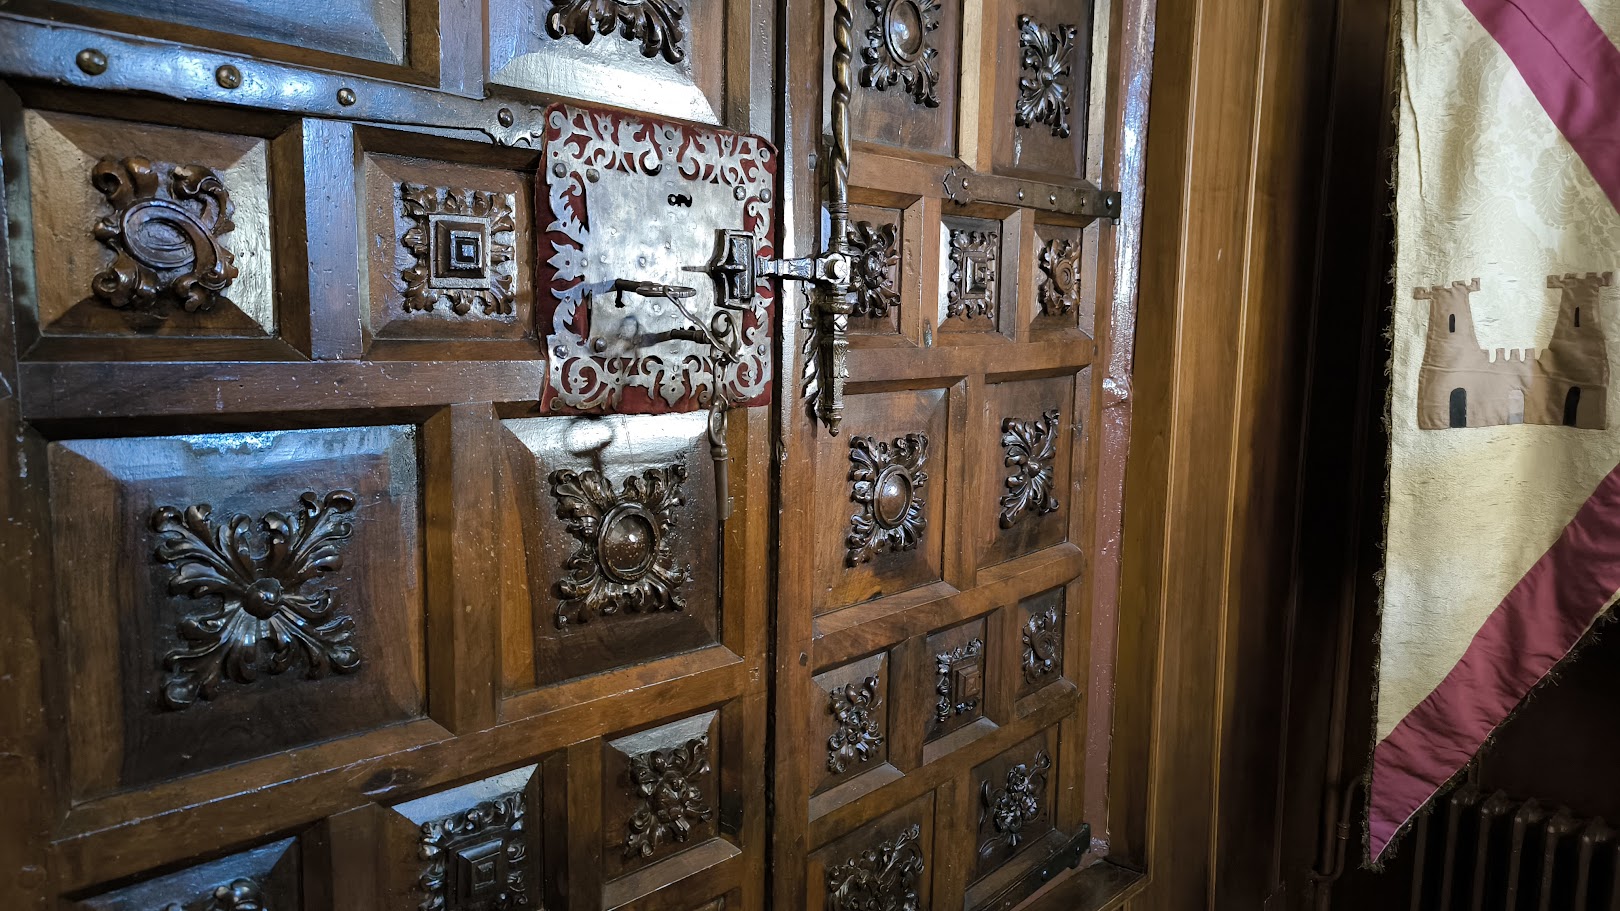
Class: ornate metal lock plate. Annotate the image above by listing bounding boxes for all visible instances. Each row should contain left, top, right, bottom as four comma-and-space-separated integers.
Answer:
537, 104, 778, 416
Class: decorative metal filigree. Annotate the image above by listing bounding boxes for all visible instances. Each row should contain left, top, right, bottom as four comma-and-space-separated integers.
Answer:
1022, 605, 1060, 683
978, 749, 1053, 857
548, 459, 691, 629
88, 156, 238, 315
1037, 237, 1080, 316
999, 410, 1061, 528
418, 791, 530, 911
545, 0, 687, 63
859, 0, 942, 107
945, 228, 998, 321
1015, 15, 1078, 138
399, 184, 517, 317
825, 824, 925, 911
935, 638, 984, 723
626, 735, 714, 858
150, 490, 360, 710
539, 105, 775, 414
828, 675, 885, 774
846, 433, 929, 566
848, 221, 900, 319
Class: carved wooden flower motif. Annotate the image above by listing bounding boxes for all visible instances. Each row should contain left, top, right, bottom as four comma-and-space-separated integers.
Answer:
1015, 15, 1078, 139
545, 0, 688, 63
549, 460, 691, 629
848, 221, 901, 319
89, 156, 238, 315
999, 410, 1061, 528
150, 490, 360, 710
418, 791, 530, 911
626, 736, 714, 858
825, 824, 925, 911
1022, 606, 1060, 683
846, 433, 930, 566
827, 674, 885, 774
1037, 237, 1080, 316
978, 749, 1053, 858
860, 0, 943, 107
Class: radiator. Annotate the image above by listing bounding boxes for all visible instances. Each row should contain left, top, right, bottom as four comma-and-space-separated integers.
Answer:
1407, 785, 1620, 910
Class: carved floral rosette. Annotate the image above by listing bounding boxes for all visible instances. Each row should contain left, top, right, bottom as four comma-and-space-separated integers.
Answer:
539, 104, 777, 415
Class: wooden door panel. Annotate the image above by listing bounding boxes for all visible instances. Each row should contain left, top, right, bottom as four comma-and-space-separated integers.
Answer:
836, 0, 964, 157
50, 426, 425, 800
487, 0, 729, 124
498, 412, 724, 690
938, 210, 1016, 342
381, 764, 546, 911
5, 96, 291, 358
7, 0, 448, 84
813, 386, 952, 615
987, 0, 1094, 181
357, 130, 540, 356
75, 837, 303, 911
811, 794, 935, 911
976, 372, 1076, 569
811, 651, 895, 799
1029, 219, 1092, 339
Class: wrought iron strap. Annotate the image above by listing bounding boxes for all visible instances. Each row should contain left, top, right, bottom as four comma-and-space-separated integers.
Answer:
805, 0, 857, 435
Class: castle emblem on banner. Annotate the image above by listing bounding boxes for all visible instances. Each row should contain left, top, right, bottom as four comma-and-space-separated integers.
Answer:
1415, 272, 1612, 430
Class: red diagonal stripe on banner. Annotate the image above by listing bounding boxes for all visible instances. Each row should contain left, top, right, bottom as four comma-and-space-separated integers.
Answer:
1462, 0, 1620, 212
1369, 460, 1620, 860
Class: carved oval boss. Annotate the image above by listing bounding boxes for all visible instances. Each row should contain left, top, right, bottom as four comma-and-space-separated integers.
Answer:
90, 156, 239, 315
548, 456, 692, 629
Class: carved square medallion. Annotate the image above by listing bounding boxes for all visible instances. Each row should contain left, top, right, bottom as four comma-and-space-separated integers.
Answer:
400, 184, 517, 316
390, 765, 540, 911
941, 218, 1001, 324
926, 617, 988, 742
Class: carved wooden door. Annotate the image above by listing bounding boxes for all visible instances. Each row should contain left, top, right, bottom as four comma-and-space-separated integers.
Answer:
770, 0, 1133, 907
0, 3, 776, 910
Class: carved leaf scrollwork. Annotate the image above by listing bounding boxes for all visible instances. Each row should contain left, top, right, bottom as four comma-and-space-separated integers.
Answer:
999, 409, 1061, 528
827, 674, 885, 774
825, 824, 925, 911
1022, 606, 1060, 683
860, 0, 943, 108
545, 0, 688, 63
89, 156, 238, 315
846, 433, 930, 566
626, 735, 714, 858
848, 221, 901, 319
1037, 237, 1080, 316
978, 749, 1053, 858
1015, 16, 1078, 139
549, 460, 691, 629
150, 490, 360, 710
418, 791, 530, 911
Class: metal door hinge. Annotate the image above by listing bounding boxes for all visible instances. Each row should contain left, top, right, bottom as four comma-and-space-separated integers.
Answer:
941, 166, 1122, 222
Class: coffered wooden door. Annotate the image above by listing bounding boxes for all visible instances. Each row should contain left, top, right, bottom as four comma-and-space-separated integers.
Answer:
0, 0, 1147, 909
770, 0, 1137, 907
0, 2, 776, 909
